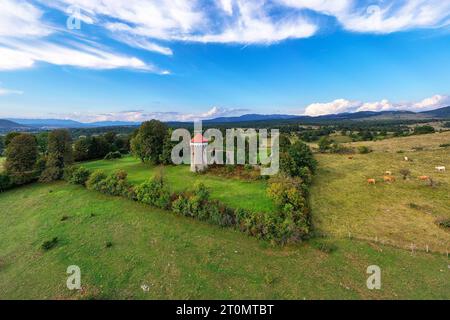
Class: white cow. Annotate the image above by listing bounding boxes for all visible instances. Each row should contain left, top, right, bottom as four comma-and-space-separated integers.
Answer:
404, 157, 409, 161
435, 166, 446, 172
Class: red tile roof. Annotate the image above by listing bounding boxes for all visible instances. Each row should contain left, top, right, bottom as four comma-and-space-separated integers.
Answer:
191, 133, 209, 143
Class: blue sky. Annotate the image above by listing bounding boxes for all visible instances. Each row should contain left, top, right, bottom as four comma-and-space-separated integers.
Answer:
0, 0, 450, 122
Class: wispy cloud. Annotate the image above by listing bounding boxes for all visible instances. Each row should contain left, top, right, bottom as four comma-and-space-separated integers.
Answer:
40, 0, 450, 47
302, 94, 450, 116
1, 1, 450, 72
0, 85, 23, 96
49, 106, 249, 123
0, 0, 162, 72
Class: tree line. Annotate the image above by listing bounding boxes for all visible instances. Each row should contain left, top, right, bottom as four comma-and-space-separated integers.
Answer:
0, 129, 132, 192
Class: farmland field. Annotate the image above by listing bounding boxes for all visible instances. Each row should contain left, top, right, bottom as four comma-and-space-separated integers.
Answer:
0, 157, 5, 172
0, 133, 449, 300
82, 157, 276, 213
0, 183, 448, 299
311, 131, 450, 253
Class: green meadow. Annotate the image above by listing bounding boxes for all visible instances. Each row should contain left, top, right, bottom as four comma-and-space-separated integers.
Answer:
82, 156, 276, 213
0, 183, 448, 299
0, 133, 449, 299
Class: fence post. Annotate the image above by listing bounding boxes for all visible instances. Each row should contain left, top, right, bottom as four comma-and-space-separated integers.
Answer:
410, 243, 415, 255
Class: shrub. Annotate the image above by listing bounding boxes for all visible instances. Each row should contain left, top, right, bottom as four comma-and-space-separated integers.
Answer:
0, 173, 12, 192
207, 201, 235, 227
172, 195, 192, 217
266, 174, 311, 243
435, 218, 450, 229
318, 136, 332, 152
408, 203, 420, 210
104, 151, 122, 160
330, 143, 354, 155
97, 170, 135, 198
439, 143, 450, 148
399, 169, 411, 180
86, 170, 107, 191
135, 175, 171, 209
39, 162, 62, 183
67, 167, 91, 186
413, 125, 435, 135
41, 237, 58, 251
357, 146, 372, 154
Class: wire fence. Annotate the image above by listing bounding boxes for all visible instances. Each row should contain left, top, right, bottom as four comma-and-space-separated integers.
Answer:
314, 231, 449, 258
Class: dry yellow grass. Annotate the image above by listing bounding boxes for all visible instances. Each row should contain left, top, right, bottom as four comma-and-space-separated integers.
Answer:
311, 132, 450, 253
347, 131, 450, 152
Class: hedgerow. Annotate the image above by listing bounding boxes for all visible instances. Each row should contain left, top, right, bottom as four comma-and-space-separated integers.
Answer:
65, 166, 91, 186
65, 140, 316, 245
135, 175, 171, 209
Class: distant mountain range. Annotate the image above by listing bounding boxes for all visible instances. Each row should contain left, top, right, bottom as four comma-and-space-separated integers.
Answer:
1, 106, 449, 131
0, 119, 29, 133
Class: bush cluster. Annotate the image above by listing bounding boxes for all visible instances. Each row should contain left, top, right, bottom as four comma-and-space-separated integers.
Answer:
86, 170, 135, 199
135, 175, 171, 209
65, 166, 91, 186
436, 218, 450, 229
171, 183, 236, 227
357, 146, 372, 154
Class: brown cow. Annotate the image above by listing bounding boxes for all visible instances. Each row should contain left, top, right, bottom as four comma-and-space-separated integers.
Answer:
367, 179, 376, 185
383, 176, 396, 183
348, 156, 354, 160
419, 176, 430, 181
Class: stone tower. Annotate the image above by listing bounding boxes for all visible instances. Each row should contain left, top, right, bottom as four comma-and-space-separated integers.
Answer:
190, 133, 209, 172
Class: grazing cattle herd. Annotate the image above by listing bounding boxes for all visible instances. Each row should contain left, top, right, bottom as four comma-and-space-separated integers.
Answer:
383, 176, 396, 183
365, 161, 446, 185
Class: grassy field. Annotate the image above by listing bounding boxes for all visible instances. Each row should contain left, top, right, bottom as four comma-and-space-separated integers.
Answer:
82, 157, 276, 213
0, 183, 448, 299
311, 131, 450, 253
0, 157, 4, 172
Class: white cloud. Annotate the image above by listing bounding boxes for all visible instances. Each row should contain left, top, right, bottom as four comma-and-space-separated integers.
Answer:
337, 1, 450, 34
280, 0, 450, 33
53, 106, 248, 123
0, 47, 35, 70
217, 0, 234, 15
357, 99, 395, 112
0, 86, 23, 96
30, 0, 450, 59
0, 38, 158, 72
302, 94, 450, 116
0, 0, 163, 72
0, 0, 52, 37
277, 0, 352, 15
1, 1, 450, 72
412, 94, 450, 111
304, 99, 361, 116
